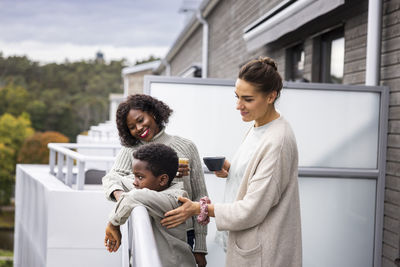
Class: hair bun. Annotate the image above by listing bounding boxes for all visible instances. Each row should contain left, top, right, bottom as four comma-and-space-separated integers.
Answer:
259, 57, 278, 71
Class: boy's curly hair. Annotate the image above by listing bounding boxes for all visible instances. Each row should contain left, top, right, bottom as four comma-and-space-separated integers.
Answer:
133, 143, 178, 186
116, 94, 173, 146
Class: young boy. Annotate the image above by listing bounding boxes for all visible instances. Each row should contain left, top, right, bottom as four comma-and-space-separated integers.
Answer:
104, 143, 196, 267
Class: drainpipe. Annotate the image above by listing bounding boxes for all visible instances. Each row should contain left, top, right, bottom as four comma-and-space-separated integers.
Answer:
365, 0, 383, 86
196, 10, 208, 78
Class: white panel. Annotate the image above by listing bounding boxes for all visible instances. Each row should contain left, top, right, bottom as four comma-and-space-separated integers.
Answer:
47, 248, 121, 267
204, 174, 226, 267
14, 165, 123, 267
277, 89, 380, 168
47, 190, 115, 248
150, 82, 251, 161
299, 177, 376, 267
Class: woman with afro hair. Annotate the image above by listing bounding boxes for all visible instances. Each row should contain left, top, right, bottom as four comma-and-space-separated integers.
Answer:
102, 94, 209, 267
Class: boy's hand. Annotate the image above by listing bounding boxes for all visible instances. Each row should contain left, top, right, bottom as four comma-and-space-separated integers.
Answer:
194, 252, 207, 267
104, 222, 121, 252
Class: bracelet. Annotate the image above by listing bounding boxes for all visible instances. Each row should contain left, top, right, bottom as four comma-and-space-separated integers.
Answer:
197, 196, 211, 226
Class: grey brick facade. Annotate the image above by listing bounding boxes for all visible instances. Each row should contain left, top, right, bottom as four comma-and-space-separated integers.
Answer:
161, 0, 400, 265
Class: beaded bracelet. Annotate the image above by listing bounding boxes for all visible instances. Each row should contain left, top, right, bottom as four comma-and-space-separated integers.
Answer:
197, 196, 211, 225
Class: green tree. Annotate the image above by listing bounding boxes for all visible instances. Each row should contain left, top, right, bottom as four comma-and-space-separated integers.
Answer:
0, 144, 15, 205
0, 113, 34, 153
0, 83, 29, 116
26, 100, 47, 131
135, 55, 160, 65
0, 54, 124, 141
0, 113, 34, 205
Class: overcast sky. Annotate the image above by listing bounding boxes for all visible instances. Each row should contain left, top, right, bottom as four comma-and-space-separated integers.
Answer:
0, 0, 189, 64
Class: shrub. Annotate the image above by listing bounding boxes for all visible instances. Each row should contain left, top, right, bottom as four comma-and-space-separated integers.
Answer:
17, 131, 69, 164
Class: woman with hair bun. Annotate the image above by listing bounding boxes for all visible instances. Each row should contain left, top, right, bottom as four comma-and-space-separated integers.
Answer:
161, 57, 302, 267
102, 94, 209, 267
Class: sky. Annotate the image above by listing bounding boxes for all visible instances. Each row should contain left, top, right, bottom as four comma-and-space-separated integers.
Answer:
0, 0, 190, 65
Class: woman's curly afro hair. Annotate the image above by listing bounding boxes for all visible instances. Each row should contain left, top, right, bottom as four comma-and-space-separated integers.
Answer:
116, 94, 173, 146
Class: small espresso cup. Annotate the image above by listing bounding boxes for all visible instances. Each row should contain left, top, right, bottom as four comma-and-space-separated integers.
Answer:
203, 156, 225, 171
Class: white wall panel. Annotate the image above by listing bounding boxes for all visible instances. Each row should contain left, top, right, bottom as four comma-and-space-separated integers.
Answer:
151, 82, 251, 161
277, 89, 380, 168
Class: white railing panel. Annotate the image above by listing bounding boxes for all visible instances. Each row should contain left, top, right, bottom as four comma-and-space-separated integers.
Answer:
14, 165, 124, 267
47, 143, 120, 190
130, 206, 162, 267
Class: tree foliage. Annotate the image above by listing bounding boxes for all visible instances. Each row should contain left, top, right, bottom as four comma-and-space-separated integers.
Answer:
134, 55, 160, 65
0, 53, 124, 141
0, 113, 34, 153
0, 113, 34, 205
18, 131, 69, 164
0, 53, 124, 204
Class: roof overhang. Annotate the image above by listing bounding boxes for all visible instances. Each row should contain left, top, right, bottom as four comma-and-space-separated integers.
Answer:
155, 0, 220, 74
122, 60, 161, 76
243, 0, 345, 51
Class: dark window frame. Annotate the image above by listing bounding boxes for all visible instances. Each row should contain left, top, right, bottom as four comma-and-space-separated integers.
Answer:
312, 27, 344, 83
285, 43, 306, 82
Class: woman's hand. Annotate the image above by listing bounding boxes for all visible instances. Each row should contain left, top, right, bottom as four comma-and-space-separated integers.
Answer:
161, 196, 199, 229
214, 160, 230, 178
176, 163, 190, 178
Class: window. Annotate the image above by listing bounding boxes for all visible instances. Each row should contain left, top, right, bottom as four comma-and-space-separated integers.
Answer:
286, 43, 307, 82
314, 27, 344, 83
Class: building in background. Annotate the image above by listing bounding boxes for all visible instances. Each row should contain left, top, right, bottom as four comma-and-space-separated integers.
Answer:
110, 60, 161, 122
122, 60, 161, 97
152, 0, 399, 266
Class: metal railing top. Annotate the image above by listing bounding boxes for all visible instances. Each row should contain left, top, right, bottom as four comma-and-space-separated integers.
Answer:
129, 206, 162, 267
47, 143, 121, 190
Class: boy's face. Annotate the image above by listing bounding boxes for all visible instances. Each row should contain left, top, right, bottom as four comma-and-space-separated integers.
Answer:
132, 159, 166, 191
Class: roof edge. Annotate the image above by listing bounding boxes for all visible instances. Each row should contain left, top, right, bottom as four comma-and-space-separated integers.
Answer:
155, 0, 220, 74
122, 60, 161, 76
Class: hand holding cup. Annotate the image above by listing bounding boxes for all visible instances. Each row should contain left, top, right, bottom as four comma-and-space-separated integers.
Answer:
203, 157, 229, 178
177, 158, 190, 177
214, 160, 230, 178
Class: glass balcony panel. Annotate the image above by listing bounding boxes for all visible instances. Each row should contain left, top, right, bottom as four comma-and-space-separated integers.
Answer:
277, 89, 380, 168
151, 82, 251, 160
299, 177, 376, 267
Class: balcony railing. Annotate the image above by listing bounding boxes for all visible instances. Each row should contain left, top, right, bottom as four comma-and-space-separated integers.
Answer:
129, 206, 162, 267
47, 143, 121, 190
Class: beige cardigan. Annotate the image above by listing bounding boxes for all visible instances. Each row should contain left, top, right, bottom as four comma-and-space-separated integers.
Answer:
214, 116, 302, 267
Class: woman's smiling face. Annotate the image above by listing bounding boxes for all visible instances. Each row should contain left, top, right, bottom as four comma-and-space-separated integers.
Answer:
235, 79, 272, 125
126, 109, 160, 142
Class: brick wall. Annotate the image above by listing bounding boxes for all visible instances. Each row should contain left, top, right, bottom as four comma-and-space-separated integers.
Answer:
127, 69, 153, 95
169, 0, 283, 79
169, 26, 202, 76
206, 0, 283, 79
343, 1, 368, 85
167, 0, 400, 265
381, 0, 400, 266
